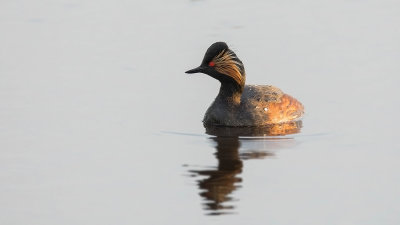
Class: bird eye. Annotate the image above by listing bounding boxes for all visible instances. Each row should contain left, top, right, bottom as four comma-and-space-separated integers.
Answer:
208, 61, 215, 67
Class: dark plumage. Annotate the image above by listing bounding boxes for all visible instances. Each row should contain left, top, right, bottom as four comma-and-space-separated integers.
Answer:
186, 42, 304, 127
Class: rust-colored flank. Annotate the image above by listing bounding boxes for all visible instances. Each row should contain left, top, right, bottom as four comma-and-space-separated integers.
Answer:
265, 94, 304, 124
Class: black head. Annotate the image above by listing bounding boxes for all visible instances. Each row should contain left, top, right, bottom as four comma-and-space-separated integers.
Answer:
186, 42, 246, 90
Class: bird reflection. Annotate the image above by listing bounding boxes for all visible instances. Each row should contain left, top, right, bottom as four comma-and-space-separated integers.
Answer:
189, 136, 242, 215
188, 121, 302, 215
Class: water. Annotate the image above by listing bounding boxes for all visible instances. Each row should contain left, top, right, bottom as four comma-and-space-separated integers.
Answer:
1, 0, 400, 224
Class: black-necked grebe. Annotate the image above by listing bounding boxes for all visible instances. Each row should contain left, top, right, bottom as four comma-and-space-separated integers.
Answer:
186, 42, 304, 127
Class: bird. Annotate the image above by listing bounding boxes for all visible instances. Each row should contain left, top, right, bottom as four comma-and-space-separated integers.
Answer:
186, 42, 304, 127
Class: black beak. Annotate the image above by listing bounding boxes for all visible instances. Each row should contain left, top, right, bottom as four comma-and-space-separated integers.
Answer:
185, 66, 204, 74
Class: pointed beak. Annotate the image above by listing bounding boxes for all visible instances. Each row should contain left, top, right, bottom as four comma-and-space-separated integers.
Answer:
185, 66, 204, 74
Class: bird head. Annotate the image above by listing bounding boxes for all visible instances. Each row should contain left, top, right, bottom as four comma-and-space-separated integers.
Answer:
186, 42, 246, 91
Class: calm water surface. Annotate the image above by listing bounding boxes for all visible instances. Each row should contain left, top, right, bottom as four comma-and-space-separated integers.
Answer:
1, 0, 400, 224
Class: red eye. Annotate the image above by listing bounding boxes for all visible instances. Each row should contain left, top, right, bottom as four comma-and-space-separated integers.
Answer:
209, 61, 215, 67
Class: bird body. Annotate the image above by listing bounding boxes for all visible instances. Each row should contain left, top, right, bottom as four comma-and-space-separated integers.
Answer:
186, 42, 304, 127
204, 84, 303, 126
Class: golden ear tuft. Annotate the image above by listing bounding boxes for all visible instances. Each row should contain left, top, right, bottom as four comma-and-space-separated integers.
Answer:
212, 50, 245, 87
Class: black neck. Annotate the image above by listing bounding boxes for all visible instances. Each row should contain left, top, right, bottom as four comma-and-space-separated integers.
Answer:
217, 81, 243, 105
